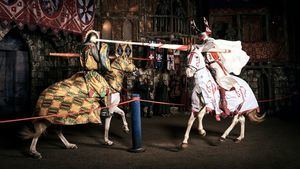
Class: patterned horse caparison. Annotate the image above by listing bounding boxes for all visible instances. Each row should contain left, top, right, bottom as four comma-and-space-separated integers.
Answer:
22, 54, 137, 159
35, 71, 104, 125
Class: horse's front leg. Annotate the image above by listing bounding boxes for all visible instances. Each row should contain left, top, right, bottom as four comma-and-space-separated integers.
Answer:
114, 106, 129, 133
197, 107, 207, 136
181, 112, 197, 148
102, 93, 118, 146
220, 114, 239, 142
104, 115, 114, 146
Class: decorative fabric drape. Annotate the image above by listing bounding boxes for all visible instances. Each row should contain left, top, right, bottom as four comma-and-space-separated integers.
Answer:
0, 0, 95, 34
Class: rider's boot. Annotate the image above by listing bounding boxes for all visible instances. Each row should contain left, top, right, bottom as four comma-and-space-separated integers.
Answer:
219, 87, 230, 117
215, 114, 221, 121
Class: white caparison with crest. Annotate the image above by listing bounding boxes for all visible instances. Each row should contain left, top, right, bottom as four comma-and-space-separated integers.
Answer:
181, 45, 264, 148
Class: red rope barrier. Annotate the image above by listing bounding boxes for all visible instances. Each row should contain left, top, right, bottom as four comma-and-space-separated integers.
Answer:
0, 93, 297, 124
140, 99, 185, 107
0, 99, 136, 124
257, 94, 295, 103
0, 114, 60, 124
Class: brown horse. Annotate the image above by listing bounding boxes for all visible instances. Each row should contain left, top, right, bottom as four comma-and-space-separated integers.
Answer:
21, 54, 137, 159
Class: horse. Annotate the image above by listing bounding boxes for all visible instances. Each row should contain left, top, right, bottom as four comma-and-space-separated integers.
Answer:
21, 54, 137, 159
181, 45, 264, 148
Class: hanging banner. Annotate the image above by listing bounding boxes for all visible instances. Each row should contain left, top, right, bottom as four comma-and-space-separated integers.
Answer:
0, 0, 95, 34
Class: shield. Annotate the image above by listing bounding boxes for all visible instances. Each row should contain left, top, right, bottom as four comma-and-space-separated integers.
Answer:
100, 43, 111, 71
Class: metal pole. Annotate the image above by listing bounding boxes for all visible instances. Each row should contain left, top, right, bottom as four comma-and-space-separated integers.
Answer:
129, 94, 145, 153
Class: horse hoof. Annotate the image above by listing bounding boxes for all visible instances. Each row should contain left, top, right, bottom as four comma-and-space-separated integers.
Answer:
219, 137, 226, 142
66, 144, 78, 149
234, 138, 243, 143
180, 143, 188, 149
199, 131, 206, 137
29, 151, 42, 159
104, 141, 114, 146
123, 126, 130, 134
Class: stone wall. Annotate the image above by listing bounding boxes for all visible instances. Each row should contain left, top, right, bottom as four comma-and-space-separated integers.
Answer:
97, 0, 140, 41
0, 25, 11, 41
21, 29, 81, 109
241, 63, 300, 115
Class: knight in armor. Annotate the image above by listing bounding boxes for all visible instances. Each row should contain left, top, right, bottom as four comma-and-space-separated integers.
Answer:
80, 30, 112, 116
200, 31, 234, 119
191, 18, 249, 121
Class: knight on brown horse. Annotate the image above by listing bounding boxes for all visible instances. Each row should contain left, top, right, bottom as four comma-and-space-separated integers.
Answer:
21, 32, 138, 159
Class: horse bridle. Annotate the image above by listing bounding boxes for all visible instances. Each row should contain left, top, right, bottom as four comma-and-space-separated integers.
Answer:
186, 56, 206, 73
187, 49, 206, 73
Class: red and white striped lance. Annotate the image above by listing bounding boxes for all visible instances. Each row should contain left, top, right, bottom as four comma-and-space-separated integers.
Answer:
95, 38, 190, 51
48, 39, 231, 58
95, 39, 231, 53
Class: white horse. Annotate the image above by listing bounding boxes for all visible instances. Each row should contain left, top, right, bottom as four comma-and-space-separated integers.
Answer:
181, 45, 264, 148
21, 55, 137, 159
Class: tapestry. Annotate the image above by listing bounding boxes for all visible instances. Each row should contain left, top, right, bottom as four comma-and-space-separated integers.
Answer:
0, 0, 95, 34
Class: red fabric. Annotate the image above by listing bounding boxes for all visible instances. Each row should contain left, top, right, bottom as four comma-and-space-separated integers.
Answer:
0, 0, 95, 34
210, 52, 228, 75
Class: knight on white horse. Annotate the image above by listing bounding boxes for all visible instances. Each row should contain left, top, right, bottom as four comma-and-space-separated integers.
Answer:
191, 18, 250, 121
182, 44, 263, 147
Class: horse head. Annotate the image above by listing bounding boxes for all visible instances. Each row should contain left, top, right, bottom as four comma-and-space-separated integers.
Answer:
111, 54, 138, 74
186, 44, 206, 78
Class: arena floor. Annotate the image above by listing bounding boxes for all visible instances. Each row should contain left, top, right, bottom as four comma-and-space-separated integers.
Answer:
0, 113, 299, 169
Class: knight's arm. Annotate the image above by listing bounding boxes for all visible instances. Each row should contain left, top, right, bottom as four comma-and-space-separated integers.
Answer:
90, 45, 100, 62
202, 39, 231, 53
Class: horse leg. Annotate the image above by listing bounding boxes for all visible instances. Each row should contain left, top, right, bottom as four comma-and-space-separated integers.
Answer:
29, 137, 41, 159
220, 114, 239, 142
56, 127, 78, 149
103, 115, 114, 146
114, 106, 129, 133
181, 112, 197, 148
197, 107, 207, 136
235, 115, 245, 143
29, 122, 48, 159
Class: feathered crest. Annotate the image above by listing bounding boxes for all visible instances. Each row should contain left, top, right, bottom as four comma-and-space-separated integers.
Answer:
203, 17, 212, 35
190, 19, 201, 35
190, 17, 212, 36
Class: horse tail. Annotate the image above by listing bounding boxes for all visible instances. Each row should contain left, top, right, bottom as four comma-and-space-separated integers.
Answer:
246, 109, 265, 123
20, 122, 49, 140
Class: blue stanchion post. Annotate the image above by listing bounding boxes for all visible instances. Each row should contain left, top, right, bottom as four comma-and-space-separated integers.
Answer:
129, 94, 145, 153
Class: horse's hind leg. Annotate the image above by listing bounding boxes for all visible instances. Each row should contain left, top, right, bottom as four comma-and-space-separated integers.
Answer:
235, 115, 245, 143
56, 126, 78, 149
114, 106, 129, 133
30, 137, 41, 159
220, 114, 239, 142
29, 122, 48, 159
